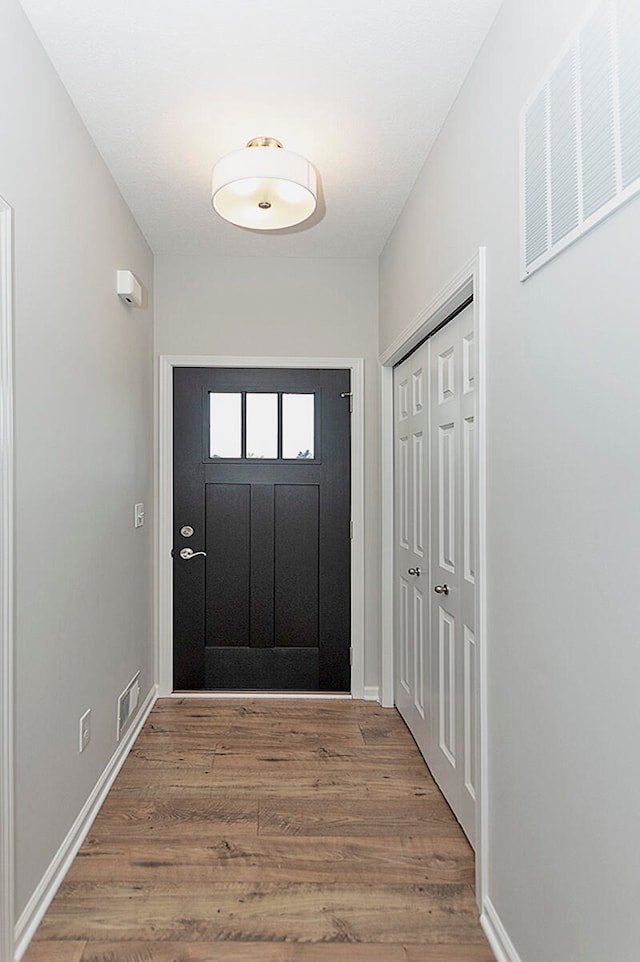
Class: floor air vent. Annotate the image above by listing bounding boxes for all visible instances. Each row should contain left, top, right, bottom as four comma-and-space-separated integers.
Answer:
117, 671, 141, 741
521, 0, 640, 278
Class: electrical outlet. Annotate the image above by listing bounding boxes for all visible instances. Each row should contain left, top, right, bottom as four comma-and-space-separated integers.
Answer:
79, 708, 91, 753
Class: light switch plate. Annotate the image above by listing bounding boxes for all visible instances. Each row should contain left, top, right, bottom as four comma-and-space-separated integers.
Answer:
134, 503, 144, 528
79, 708, 91, 753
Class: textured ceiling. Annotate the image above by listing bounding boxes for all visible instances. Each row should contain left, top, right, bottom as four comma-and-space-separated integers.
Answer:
19, 0, 503, 257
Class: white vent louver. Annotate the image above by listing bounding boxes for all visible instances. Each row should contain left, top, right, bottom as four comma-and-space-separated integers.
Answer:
117, 671, 140, 741
521, 0, 640, 278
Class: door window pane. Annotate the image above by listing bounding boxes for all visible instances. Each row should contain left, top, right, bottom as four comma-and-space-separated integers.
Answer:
282, 394, 315, 459
246, 393, 278, 459
209, 393, 241, 458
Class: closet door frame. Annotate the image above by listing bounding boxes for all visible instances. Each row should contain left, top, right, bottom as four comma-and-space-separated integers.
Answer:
0, 196, 15, 962
379, 249, 487, 906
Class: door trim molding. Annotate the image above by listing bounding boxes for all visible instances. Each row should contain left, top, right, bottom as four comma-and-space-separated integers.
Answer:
378, 250, 487, 905
0, 196, 14, 962
157, 355, 365, 699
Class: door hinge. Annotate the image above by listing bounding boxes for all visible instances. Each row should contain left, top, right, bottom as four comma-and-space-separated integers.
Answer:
349, 520, 353, 540
340, 391, 353, 413
349, 647, 353, 666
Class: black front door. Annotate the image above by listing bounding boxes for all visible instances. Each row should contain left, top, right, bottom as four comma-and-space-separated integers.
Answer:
173, 367, 351, 691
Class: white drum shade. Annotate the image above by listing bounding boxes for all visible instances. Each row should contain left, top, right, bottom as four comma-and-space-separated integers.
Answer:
211, 140, 317, 230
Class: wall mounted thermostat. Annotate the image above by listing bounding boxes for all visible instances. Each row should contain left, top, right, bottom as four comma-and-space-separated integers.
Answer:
116, 270, 143, 307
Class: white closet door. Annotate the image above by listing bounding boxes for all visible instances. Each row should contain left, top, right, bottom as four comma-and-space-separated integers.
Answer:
393, 343, 429, 757
428, 303, 476, 845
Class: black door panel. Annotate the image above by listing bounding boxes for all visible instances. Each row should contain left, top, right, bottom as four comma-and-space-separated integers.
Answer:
173, 367, 351, 691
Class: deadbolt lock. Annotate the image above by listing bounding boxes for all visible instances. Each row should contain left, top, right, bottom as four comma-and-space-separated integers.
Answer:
180, 525, 194, 538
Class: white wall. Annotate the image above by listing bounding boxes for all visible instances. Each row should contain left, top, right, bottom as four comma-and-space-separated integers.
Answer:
155, 254, 380, 689
0, 0, 154, 920
380, 1, 640, 960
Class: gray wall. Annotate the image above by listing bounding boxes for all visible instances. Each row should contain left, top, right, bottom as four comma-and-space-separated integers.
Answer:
380, 0, 640, 959
0, 0, 154, 918
155, 253, 380, 689
5, 0, 636, 953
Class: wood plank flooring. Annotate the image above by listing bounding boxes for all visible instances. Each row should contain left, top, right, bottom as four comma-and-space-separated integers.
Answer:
24, 698, 494, 961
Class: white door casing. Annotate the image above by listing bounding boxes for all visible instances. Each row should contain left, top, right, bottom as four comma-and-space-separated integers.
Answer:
0, 195, 15, 962
157, 355, 366, 700
393, 343, 429, 755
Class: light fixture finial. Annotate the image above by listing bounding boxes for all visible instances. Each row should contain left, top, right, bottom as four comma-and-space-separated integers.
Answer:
246, 137, 283, 149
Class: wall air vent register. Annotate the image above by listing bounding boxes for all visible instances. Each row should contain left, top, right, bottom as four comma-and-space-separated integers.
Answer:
521, 0, 640, 279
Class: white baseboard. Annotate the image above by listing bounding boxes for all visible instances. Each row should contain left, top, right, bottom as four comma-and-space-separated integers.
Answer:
14, 684, 158, 961
481, 897, 523, 962
363, 686, 380, 702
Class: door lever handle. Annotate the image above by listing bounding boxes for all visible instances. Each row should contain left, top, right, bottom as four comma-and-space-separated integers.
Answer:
179, 547, 207, 560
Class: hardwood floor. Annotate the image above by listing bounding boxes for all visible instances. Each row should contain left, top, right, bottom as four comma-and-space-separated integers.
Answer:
24, 699, 494, 961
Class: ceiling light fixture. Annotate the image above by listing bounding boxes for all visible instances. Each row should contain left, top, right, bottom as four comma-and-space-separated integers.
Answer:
211, 137, 317, 230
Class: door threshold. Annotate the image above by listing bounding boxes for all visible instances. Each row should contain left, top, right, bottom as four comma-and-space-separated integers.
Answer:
169, 690, 353, 699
